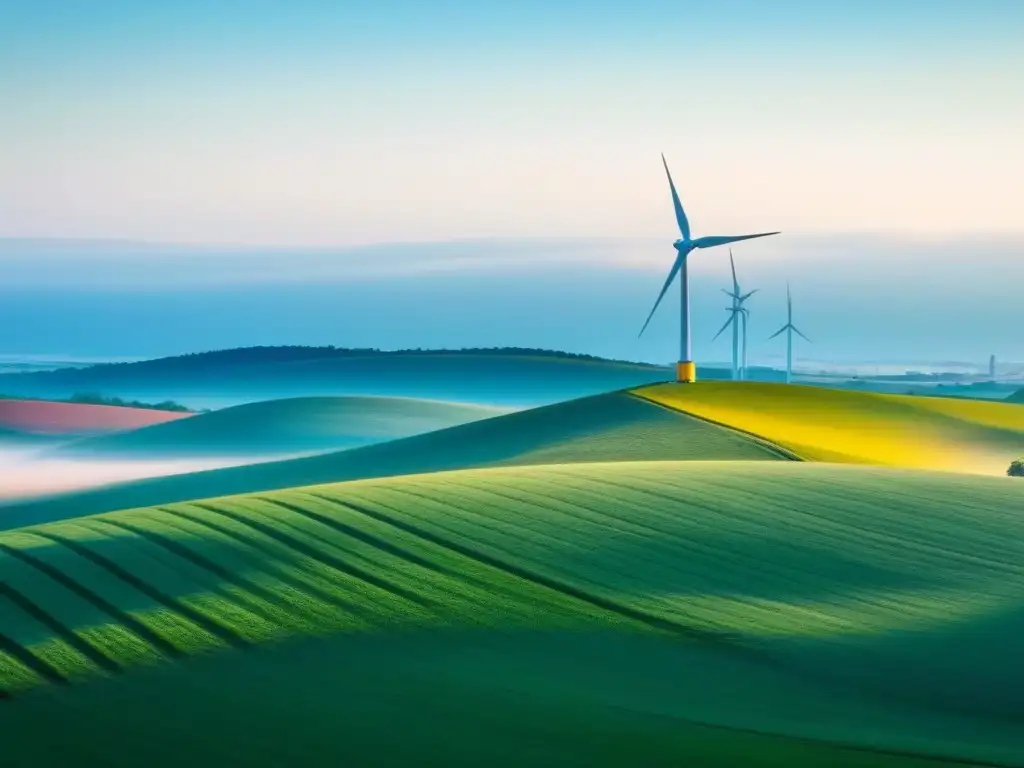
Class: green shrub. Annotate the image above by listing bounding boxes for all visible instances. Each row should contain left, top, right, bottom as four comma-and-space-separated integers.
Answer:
1009, 459, 1024, 477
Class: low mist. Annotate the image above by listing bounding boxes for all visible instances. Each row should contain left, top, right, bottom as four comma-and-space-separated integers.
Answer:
0, 446, 276, 504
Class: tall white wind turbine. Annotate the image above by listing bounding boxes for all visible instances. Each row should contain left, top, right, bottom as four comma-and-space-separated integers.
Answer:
768, 283, 811, 383
638, 155, 779, 383
713, 249, 758, 380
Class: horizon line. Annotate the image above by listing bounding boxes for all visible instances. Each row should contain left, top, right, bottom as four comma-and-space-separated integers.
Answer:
3, 231, 1024, 251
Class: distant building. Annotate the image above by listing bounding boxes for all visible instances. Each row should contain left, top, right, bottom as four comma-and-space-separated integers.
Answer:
990, 354, 997, 380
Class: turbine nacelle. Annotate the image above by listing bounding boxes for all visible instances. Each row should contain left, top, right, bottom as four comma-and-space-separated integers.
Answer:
674, 234, 777, 253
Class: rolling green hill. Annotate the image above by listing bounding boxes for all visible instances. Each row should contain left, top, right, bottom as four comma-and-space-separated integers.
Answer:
0, 346, 685, 408
2, 460, 1023, 766
56, 396, 506, 458
637, 381, 1024, 475
0, 391, 788, 530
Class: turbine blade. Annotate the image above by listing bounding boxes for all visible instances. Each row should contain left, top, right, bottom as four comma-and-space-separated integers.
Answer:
729, 249, 739, 294
739, 288, 759, 302
661, 154, 690, 241
712, 313, 735, 341
692, 232, 780, 249
768, 326, 787, 340
638, 252, 685, 338
792, 326, 812, 343
722, 288, 740, 300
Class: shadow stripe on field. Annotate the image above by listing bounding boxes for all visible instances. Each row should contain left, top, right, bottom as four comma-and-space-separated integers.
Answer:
304, 490, 759, 654
0, 541, 185, 659
27, 532, 251, 650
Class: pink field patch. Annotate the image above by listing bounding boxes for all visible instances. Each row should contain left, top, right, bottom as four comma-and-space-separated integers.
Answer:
0, 399, 193, 436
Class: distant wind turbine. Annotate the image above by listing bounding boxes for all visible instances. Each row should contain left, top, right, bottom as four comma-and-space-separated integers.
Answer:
768, 283, 811, 383
638, 155, 779, 383
740, 306, 750, 379
712, 249, 758, 380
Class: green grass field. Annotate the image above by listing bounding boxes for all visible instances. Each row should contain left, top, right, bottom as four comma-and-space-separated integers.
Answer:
2, 460, 1024, 765
57, 395, 505, 458
637, 381, 1024, 475
1, 391, 788, 529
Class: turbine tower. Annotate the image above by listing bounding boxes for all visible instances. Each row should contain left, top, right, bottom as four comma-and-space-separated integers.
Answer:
768, 283, 810, 383
639, 155, 779, 383
712, 249, 758, 380
740, 305, 750, 380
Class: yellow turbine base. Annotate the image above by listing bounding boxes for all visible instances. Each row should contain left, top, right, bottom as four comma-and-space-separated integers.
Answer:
676, 361, 696, 383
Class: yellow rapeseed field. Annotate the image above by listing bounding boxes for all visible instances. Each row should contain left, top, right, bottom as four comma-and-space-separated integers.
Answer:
634, 382, 1024, 474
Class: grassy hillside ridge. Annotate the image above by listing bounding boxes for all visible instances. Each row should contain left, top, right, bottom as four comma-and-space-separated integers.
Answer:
1007, 388, 1024, 403
56, 396, 506, 458
0, 391, 787, 529
1, 460, 1023, 765
0, 346, 687, 407
636, 382, 1024, 475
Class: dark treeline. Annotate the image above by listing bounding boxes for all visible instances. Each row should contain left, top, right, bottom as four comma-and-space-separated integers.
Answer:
66, 393, 192, 412
50, 346, 664, 373
0, 393, 192, 412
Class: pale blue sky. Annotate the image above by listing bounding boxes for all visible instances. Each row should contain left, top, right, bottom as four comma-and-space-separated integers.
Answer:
3, 1, 1022, 243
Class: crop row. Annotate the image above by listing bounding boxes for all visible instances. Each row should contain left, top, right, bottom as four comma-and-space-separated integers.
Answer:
2, 460, 1022, 700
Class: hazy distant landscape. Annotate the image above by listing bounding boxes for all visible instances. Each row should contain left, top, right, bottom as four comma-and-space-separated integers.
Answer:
2, 343, 1022, 513
2, 236, 1022, 368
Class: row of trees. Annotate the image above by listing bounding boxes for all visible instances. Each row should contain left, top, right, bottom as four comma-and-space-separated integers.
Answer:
66, 393, 191, 412
71, 345, 658, 372
0, 393, 191, 412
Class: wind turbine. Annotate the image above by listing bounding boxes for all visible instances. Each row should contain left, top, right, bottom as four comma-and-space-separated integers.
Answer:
768, 283, 810, 383
638, 155, 779, 383
712, 249, 758, 380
